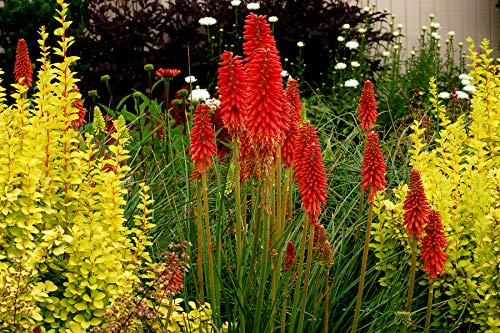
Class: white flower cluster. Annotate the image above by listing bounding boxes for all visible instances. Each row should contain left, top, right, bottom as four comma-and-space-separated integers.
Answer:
199, 17, 217, 26
268, 16, 278, 23
346, 40, 359, 50
344, 79, 359, 88
439, 73, 475, 100
334, 62, 347, 70
247, 2, 260, 10
231, 0, 241, 6
190, 86, 211, 102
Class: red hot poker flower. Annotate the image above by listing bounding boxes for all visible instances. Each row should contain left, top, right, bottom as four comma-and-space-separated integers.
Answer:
243, 13, 277, 60
281, 78, 302, 168
358, 80, 378, 131
420, 210, 447, 281
294, 123, 328, 224
403, 169, 430, 239
283, 242, 296, 271
217, 51, 247, 135
156, 68, 181, 78
189, 104, 216, 175
14, 39, 33, 87
360, 132, 387, 203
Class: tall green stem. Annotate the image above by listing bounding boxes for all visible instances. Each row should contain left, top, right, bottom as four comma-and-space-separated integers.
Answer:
297, 222, 314, 332
424, 282, 434, 332
233, 140, 245, 331
352, 202, 374, 333
404, 237, 418, 333
196, 181, 205, 303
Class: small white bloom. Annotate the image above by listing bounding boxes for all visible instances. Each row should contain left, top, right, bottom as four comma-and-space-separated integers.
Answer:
437, 43, 441, 48
185, 76, 197, 83
280, 70, 289, 77
346, 40, 359, 50
448, 31, 455, 37
204, 98, 221, 110
337, 36, 345, 42
456, 91, 469, 99
430, 22, 440, 29
458, 42, 463, 47
189, 87, 211, 102
463, 85, 476, 93
439, 92, 450, 99
351, 61, 360, 68
459, 73, 473, 81
392, 31, 400, 37
383, 8, 388, 13
199, 17, 217, 26
410, 50, 416, 56
247, 2, 260, 10
231, 0, 241, 6
297, 41, 305, 48
391, 14, 396, 19
363, 6, 370, 12
445, 39, 450, 44
358, 28, 367, 34
397, 23, 404, 30
421, 25, 427, 31
393, 45, 399, 50
342, 24, 350, 30
344, 79, 359, 88
382, 51, 390, 57
335, 62, 347, 70
461, 79, 471, 86
431, 32, 440, 40
429, 13, 435, 19
268, 16, 278, 23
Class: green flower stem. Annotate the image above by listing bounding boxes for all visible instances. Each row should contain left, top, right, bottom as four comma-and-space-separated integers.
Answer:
324, 269, 330, 333
425, 282, 435, 332
297, 222, 314, 333
202, 172, 218, 319
162, 79, 171, 151
196, 181, 205, 303
404, 237, 418, 333
352, 201, 374, 333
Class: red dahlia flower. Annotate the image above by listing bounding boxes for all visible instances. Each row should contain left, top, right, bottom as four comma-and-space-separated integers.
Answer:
360, 132, 387, 203
294, 123, 328, 224
358, 80, 378, 131
189, 104, 216, 174
403, 169, 430, 239
14, 39, 32, 87
420, 210, 447, 281
156, 68, 181, 78
217, 51, 247, 135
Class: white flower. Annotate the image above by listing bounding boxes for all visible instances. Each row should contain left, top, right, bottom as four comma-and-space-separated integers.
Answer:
448, 31, 455, 37
461, 79, 471, 86
335, 62, 347, 70
410, 50, 416, 56
363, 6, 370, 12
458, 42, 463, 47
459, 74, 473, 81
430, 22, 440, 29
280, 70, 289, 77
439, 92, 450, 99
463, 85, 476, 93
199, 17, 217, 26
247, 2, 260, 10
231, 0, 241, 6
189, 87, 211, 102
383, 7, 388, 13
456, 91, 469, 99
346, 40, 359, 50
391, 14, 396, 19
185, 76, 197, 83
397, 23, 404, 29
382, 51, 390, 57
337, 36, 345, 42
445, 39, 450, 44
344, 79, 359, 88
268, 16, 278, 23
358, 28, 367, 34
342, 24, 350, 30
431, 32, 440, 40
351, 61, 360, 68
421, 25, 427, 31
297, 41, 305, 48
393, 45, 399, 50
429, 13, 435, 19
204, 98, 221, 110
392, 31, 400, 37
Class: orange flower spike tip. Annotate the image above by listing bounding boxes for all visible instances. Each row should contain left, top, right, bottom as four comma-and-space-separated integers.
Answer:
358, 80, 378, 131
14, 39, 33, 87
156, 68, 181, 78
360, 132, 387, 203
294, 123, 328, 224
217, 50, 247, 134
420, 210, 448, 281
189, 103, 217, 174
403, 169, 430, 239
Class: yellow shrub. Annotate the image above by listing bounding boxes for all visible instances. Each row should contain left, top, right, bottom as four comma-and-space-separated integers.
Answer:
372, 38, 499, 332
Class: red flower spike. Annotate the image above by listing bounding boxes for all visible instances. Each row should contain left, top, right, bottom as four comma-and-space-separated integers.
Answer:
189, 104, 217, 175
294, 123, 328, 224
420, 210, 447, 281
360, 132, 387, 203
283, 242, 296, 271
285, 78, 302, 124
358, 80, 378, 131
281, 78, 302, 168
14, 39, 33, 87
71, 85, 87, 127
403, 169, 430, 239
156, 68, 181, 78
313, 223, 327, 250
217, 51, 247, 135
243, 13, 277, 59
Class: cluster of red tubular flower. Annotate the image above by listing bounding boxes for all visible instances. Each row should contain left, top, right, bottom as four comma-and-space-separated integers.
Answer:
281, 78, 302, 168
283, 242, 296, 271
14, 39, 33, 87
242, 13, 277, 58
294, 123, 328, 224
71, 85, 87, 127
358, 80, 378, 131
360, 132, 387, 203
189, 104, 216, 175
420, 210, 447, 281
403, 169, 430, 239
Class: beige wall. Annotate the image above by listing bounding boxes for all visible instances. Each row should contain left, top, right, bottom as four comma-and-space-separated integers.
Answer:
355, 0, 500, 58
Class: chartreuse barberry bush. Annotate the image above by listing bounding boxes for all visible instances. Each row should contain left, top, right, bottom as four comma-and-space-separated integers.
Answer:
0, 1, 223, 332
371, 38, 499, 332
